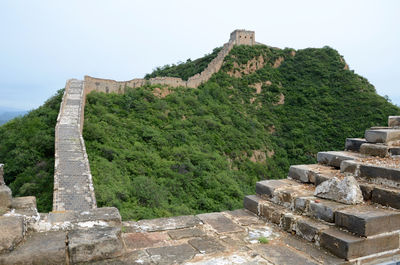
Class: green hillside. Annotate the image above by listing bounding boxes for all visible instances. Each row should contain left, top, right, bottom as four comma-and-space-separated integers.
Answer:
83, 45, 399, 220
0, 90, 63, 212
0, 44, 398, 217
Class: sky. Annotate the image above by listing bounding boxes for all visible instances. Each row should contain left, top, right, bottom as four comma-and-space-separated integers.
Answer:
0, 0, 399, 110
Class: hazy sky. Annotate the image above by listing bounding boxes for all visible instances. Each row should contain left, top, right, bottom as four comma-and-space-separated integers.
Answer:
1, 0, 399, 110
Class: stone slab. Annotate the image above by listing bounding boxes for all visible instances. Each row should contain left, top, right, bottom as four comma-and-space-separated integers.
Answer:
345, 138, 367, 152
359, 164, 400, 186
365, 129, 400, 144
49, 208, 120, 227
256, 179, 291, 197
309, 199, 350, 223
225, 208, 262, 226
256, 243, 320, 265
295, 217, 330, 242
317, 151, 358, 168
68, 227, 123, 264
167, 227, 205, 240
0, 216, 24, 253
123, 232, 169, 250
146, 244, 197, 265
0, 231, 67, 265
320, 227, 399, 260
360, 143, 389, 158
335, 206, 400, 236
196, 212, 243, 234
84, 250, 152, 265
371, 186, 400, 209
124, 215, 201, 232
288, 165, 314, 183
188, 237, 225, 254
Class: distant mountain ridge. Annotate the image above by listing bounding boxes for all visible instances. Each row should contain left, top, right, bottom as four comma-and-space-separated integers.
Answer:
0, 109, 28, 125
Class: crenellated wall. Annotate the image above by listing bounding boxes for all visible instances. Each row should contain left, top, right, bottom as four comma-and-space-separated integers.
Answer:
84, 30, 252, 93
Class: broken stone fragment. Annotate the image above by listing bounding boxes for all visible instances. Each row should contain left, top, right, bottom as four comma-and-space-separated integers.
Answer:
0, 185, 12, 209
314, 175, 363, 205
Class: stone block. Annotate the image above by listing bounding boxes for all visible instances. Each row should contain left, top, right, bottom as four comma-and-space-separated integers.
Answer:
0, 185, 12, 209
243, 195, 261, 215
288, 165, 314, 183
295, 217, 329, 242
256, 243, 320, 265
146, 244, 197, 265
11, 196, 37, 210
188, 237, 224, 254
124, 215, 200, 233
0, 216, 24, 253
281, 213, 297, 232
48, 207, 121, 227
0, 231, 67, 265
123, 231, 169, 250
371, 187, 400, 209
390, 147, 400, 156
68, 227, 124, 264
197, 212, 243, 234
365, 129, 400, 144
345, 138, 367, 152
389, 116, 400, 127
335, 206, 400, 236
314, 174, 330, 186
340, 160, 360, 175
309, 199, 349, 223
360, 143, 389, 158
168, 227, 204, 240
255, 179, 289, 197
320, 228, 399, 260
317, 151, 357, 168
359, 164, 400, 186
359, 182, 374, 200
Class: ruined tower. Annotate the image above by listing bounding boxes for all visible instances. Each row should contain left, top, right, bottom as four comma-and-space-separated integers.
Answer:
230, 29, 255, 45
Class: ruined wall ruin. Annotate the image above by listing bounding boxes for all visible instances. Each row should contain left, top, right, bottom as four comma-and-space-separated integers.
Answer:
84, 29, 253, 93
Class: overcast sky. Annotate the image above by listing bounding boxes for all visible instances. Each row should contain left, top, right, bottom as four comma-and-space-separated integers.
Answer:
0, 0, 399, 110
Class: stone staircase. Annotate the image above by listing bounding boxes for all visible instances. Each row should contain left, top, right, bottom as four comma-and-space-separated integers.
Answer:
244, 116, 400, 262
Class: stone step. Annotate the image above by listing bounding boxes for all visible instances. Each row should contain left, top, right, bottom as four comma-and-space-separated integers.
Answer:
317, 151, 361, 168
288, 164, 339, 184
345, 138, 367, 152
254, 179, 354, 223
359, 143, 400, 158
244, 195, 399, 261
320, 227, 399, 261
365, 129, 400, 144
334, 205, 400, 237
342, 160, 400, 188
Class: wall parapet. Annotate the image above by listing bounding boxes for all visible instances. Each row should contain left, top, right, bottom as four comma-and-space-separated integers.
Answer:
84, 29, 253, 94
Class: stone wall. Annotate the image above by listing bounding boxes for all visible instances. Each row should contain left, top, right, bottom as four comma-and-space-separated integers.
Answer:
53, 79, 97, 212
84, 29, 252, 93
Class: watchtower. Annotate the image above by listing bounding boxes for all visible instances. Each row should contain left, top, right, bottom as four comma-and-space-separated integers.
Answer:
230, 29, 255, 45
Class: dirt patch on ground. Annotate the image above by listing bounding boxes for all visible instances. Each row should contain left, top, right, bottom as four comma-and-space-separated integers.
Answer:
273, 93, 285, 105
227, 55, 265, 77
273, 57, 284, 68
250, 81, 272, 94
250, 150, 267, 163
152, 87, 173, 98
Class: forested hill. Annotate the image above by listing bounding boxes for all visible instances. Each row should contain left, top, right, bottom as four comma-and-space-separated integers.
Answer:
0, 44, 398, 219
83, 45, 399, 220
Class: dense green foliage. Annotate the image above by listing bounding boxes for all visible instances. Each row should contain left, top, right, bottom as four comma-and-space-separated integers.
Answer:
145, 47, 222, 81
0, 90, 63, 212
83, 45, 399, 220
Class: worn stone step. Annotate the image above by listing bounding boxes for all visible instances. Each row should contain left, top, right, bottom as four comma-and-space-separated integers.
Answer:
360, 143, 389, 158
389, 116, 400, 127
256, 179, 314, 208
320, 227, 399, 260
317, 151, 361, 168
365, 129, 400, 144
345, 138, 367, 152
288, 164, 339, 184
244, 196, 398, 261
335, 205, 400, 237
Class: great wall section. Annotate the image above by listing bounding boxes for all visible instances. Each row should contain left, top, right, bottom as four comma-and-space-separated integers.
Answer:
2, 29, 400, 264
